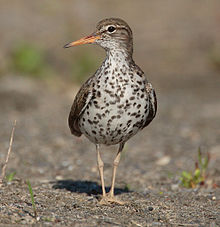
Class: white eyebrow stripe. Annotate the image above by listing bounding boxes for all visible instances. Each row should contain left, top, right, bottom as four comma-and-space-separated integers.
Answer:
99, 24, 128, 33
102, 25, 117, 33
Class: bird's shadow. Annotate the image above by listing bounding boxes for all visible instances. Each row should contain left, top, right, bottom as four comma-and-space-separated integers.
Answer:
52, 179, 131, 196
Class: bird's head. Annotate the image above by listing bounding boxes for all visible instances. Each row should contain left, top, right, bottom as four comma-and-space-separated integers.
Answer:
64, 18, 133, 55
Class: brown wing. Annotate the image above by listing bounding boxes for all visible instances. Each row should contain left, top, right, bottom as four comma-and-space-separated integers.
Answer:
143, 82, 157, 129
68, 77, 94, 137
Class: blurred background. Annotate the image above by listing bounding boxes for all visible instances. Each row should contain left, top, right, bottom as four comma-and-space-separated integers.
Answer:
1, 1, 220, 86
0, 0, 219, 185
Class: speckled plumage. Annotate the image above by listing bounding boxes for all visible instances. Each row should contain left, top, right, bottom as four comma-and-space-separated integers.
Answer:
66, 18, 157, 204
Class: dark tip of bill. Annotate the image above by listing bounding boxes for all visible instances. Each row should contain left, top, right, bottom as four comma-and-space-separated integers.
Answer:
63, 43, 70, 48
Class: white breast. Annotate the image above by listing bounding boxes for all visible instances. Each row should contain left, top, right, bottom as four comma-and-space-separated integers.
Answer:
79, 53, 149, 145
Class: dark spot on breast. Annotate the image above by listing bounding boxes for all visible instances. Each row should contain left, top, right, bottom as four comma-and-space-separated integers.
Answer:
104, 89, 112, 94
105, 109, 110, 114
94, 104, 100, 109
117, 104, 123, 108
104, 77, 109, 83
85, 131, 89, 135
137, 104, 141, 109
92, 130, 97, 134
110, 101, 116, 105
137, 71, 142, 77
96, 113, 102, 120
117, 110, 124, 114
88, 119, 93, 124
97, 91, 101, 97
129, 96, 135, 100
117, 88, 121, 93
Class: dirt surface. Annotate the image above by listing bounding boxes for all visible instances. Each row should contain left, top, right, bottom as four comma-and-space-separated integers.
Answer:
0, 1, 220, 226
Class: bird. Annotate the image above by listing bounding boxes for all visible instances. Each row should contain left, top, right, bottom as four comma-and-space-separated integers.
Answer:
64, 18, 157, 205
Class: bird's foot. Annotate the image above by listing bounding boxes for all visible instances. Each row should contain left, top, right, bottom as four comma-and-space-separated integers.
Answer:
99, 193, 125, 205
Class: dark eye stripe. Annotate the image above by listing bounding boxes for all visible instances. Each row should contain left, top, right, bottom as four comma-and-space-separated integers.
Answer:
117, 26, 131, 36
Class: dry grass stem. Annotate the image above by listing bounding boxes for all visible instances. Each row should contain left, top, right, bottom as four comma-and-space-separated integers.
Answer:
0, 120, 17, 186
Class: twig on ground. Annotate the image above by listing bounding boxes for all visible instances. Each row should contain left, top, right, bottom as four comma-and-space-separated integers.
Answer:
0, 120, 17, 187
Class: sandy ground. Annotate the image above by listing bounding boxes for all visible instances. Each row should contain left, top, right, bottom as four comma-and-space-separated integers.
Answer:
0, 1, 220, 226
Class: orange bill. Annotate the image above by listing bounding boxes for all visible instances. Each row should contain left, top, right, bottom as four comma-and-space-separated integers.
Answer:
64, 34, 100, 48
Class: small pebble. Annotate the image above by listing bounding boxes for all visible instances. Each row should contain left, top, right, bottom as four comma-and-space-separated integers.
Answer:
55, 175, 63, 180
171, 184, 179, 191
148, 206, 153, 211
156, 156, 170, 166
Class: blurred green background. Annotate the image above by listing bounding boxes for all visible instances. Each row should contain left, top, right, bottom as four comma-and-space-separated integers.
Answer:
0, 0, 219, 88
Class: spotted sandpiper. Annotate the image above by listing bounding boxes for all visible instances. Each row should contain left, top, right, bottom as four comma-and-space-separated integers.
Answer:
64, 18, 157, 204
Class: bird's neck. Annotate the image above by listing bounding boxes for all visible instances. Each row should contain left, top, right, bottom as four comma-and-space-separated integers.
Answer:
105, 49, 134, 68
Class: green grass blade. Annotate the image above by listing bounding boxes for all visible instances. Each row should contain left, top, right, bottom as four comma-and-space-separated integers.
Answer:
27, 180, 37, 218
6, 172, 16, 182
198, 147, 202, 167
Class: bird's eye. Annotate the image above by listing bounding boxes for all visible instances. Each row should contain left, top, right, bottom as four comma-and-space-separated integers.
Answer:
107, 26, 116, 33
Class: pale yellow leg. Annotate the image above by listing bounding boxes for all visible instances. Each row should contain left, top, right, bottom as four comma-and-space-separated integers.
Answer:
97, 143, 126, 205
96, 144, 106, 196
108, 142, 124, 198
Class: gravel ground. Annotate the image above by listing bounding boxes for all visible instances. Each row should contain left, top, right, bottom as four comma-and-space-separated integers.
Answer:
0, 75, 219, 226
0, 1, 220, 226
